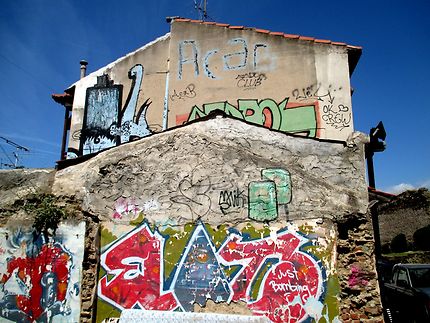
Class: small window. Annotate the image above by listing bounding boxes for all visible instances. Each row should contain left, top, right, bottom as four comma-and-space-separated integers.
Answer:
396, 268, 409, 287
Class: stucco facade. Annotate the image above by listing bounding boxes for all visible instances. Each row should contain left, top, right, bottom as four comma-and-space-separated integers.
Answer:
63, 19, 360, 159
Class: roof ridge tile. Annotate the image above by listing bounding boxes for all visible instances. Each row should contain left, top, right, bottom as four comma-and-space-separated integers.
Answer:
172, 18, 361, 49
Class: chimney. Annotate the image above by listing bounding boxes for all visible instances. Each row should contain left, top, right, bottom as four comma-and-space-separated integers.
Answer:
80, 60, 88, 79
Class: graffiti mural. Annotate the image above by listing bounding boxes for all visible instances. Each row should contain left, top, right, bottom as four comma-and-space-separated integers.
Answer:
0, 223, 85, 322
81, 75, 121, 155
97, 217, 338, 323
177, 38, 271, 80
175, 98, 319, 138
80, 65, 152, 156
249, 168, 292, 222
291, 83, 351, 132
98, 222, 178, 311
170, 225, 231, 311
218, 230, 322, 323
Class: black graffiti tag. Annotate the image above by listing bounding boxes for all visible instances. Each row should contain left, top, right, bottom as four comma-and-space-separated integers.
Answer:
170, 84, 197, 101
236, 72, 267, 90
322, 104, 351, 131
218, 189, 247, 215
170, 177, 211, 218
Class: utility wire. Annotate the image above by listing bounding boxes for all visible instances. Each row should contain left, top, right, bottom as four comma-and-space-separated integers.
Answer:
0, 143, 15, 165
0, 52, 53, 91
0, 136, 29, 151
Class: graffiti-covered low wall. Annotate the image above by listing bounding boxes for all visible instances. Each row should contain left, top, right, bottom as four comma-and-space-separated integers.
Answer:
47, 116, 381, 321
97, 217, 337, 322
0, 223, 85, 322
0, 114, 382, 322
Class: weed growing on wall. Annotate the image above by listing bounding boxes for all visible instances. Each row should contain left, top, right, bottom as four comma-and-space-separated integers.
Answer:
24, 194, 67, 238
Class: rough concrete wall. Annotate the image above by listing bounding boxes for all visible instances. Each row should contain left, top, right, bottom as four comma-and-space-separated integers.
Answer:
54, 117, 368, 223
0, 169, 55, 207
0, 117, 382, 322
337, 212, 383, 322
50, 116, 381, 322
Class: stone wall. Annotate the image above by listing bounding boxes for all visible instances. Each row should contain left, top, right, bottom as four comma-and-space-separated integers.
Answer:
0, 116, 382, 322
377, 188, 430, 249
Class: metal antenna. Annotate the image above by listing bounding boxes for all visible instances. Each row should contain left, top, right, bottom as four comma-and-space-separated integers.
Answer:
203, 0, 207, 20
194, 0, 209, 21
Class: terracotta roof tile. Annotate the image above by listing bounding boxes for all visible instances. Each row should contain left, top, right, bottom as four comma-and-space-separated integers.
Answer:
284, 34, 300, 39
347, 45, 362, 50
315, 39, 331, 44
172, 18, 361, 52
299, 36, 315, 41
52, 92, 73, 106
331, 42, 347, 46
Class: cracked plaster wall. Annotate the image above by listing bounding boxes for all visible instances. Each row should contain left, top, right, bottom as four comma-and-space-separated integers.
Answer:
53, 116, 368, 224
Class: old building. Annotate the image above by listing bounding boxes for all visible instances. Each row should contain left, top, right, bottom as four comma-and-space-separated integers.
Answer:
0, 18, 383, 323
54, 18, 361, 160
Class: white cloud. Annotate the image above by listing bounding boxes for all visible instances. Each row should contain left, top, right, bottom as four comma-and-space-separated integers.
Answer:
387, 183, 416, 194
385, 180, 430, 194
420, 179, 430, 189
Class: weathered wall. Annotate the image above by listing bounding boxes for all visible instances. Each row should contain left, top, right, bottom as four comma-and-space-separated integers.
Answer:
377, 188, 430, 248
0, 118, 382, 322
0, 215, 86, 322
67, 33, 170, 157
96, 216, 338, 322
169, 21, 353, 141
0, 223, 86, 322
64, 20, 358, 159
0, 170, 97, 323
46, 116, 381, 322
54, 117, 367, 223
0, 169, 55, 207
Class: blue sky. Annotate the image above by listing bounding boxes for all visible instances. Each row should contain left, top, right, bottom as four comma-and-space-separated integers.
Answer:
0, 0, 429, 194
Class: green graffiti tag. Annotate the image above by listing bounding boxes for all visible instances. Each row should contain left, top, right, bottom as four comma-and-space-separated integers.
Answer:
187, 98, 318, 137
262, 169, 292, 205
248, 168, 292, 222
248, 181, 278, 222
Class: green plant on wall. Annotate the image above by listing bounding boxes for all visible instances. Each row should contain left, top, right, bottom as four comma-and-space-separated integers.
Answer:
24, 194, 67, 238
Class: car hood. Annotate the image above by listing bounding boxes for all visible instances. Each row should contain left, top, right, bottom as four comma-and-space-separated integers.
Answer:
417, 287, 430, 297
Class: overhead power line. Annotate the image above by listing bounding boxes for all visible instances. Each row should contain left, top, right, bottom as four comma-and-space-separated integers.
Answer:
0, 136, 29, 169
0, 136, 29, 151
